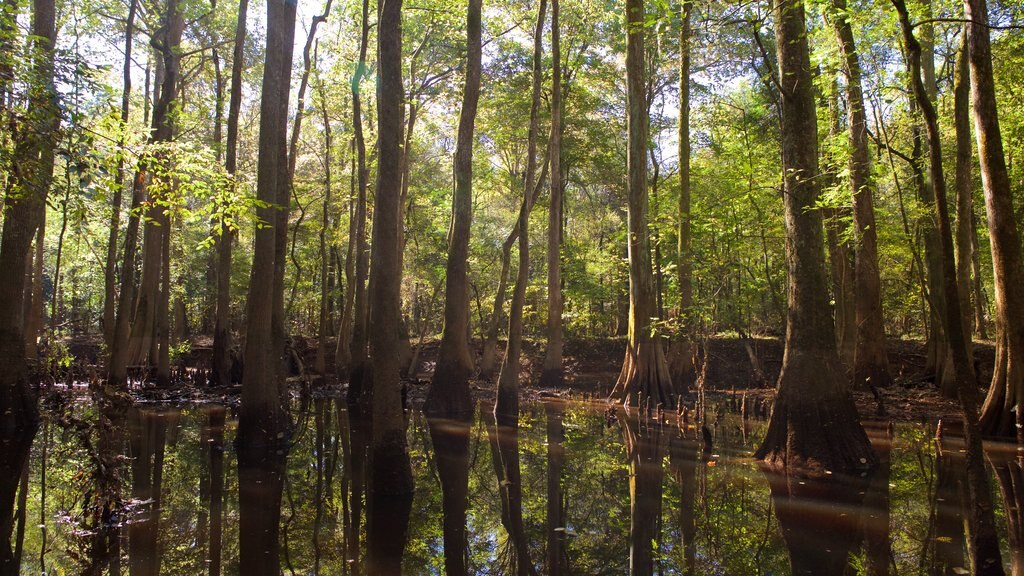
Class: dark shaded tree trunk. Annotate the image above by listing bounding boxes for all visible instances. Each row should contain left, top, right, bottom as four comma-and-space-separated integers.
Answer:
237, 446, 286, 576
428, 0, 484, 417
365, 1, 414, 573
621, 410, 666, 576
540, 0, 563, 388
545, 402, 566, 575
951, 29, 976, 400
237, 0, 296, 448
830, 0, 892, 390
428, 416, 472, 576
494, 0, 546, 421
127, 408, 169, 576
0, 429, 35, 575
485, 409, 537, 576
212, 0, 248, 387
966, 0, 1024, 446
668, 425, 699, 575
893, 2, 1005, 571
0, 0, 57, 432
990, 454, 1023, 575
754, 0, 876, 474
609, 0, 674, 408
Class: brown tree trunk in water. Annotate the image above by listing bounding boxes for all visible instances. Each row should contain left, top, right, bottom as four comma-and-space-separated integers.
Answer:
485, 409, 537, 576
753, 0, 875, 474
366, 0, 414, 572
966, 0, 1024, 446
893, 2, 1005, 571
621, 410, 666, 576
104, 0, 137, 348
212, 0, 247, 387
238, 0, 296, 448
540, 0, 563, 388
669, 0, 696, 390
952, 29, 976, 397
428, 0, 484, 418
609, 0, 674, 408
990, 454, 1023, 575
237, 446, 286, 576
545, 402, 566, 575
494, 0, 546, 421
428, 416, 471, 576
0, 0, 57, 433
0, 430, 35, 575
345, 0, 371, 399
668, 426, 699, 575
830, 0, 892, 390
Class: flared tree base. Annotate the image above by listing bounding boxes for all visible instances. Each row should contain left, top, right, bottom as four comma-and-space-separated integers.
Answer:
609, 338, 675, 410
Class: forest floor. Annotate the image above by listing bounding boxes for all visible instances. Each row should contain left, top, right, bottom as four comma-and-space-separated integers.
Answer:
56, 334, 989, 425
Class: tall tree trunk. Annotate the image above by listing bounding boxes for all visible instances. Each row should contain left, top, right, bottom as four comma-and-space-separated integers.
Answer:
494, 0, 547, 421
427, 0, 483, 418
953, 28, 976, 393
893, 2, 1005, 571
967, 0, 1024, 446
754, 0, 875, 473
669, 0, 696, 390
316, 73, 334, 378
24, 215, 44, 360
540, 0, 563, 388
238, 0, 296, 448
366, 1, 414, 573
344, 0, 371, 398
212, 0, 248, 387
608, 0, 674, 408
830, 0, 892, 390
336, 139, 357, 375
104, 0, 137, 348
0, 0, 57, 432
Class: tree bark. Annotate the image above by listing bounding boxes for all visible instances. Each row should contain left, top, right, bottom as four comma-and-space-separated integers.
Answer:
830, 0, 892, 390
0, 0, 58, 432
608, 0, 674, 408
952, 28, 976, 396
540, 0, 563, 388
238, 0, 296, 448
894, 1, 1004, 571
753, 0, 875, 474
967, 0, 1024, 446
427, 0, 484, 418
494, 0, 547, 421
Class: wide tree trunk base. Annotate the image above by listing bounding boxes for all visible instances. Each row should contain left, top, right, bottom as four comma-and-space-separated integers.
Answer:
668, 338, 696, 394
609, 338, 674, 409
979, 328, 1024, 443
425, 358, 474, 419
755, 350, 877, 474
538, 367, 563, 388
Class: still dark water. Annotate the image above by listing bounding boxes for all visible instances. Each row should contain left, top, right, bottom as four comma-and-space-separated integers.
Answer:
6, 394, 1024, 575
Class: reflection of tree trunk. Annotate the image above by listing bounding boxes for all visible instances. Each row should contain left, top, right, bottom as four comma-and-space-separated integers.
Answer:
668, 426, 699, 574
862, 424, 892, 576
84, 394, 129, 576
0, 429, 35, 575
207, 406, 225, 576
929, 446, 966, 575
237, 446, 287, 576
620, 410, 666, 576
545, 402, 566, 575
128, 408, 169, 576
765, 470, 868, 575
990, 454, 1023, 576
485, 409, 537, 576
428, 416, 472, 576
343, 406, 368, 574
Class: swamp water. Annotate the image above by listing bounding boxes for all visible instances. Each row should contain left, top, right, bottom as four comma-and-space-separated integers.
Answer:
5, 395, 1023, 575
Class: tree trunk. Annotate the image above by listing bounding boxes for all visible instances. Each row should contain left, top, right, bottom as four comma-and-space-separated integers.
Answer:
238, 0, 296, 448
830, 0, 892, 390
621, 410, 666, 576
0, 0, 57, 433
608, 0, 674, 408
967, 0, 1024, 446
893, 2, 1005, 571
427, 0, 484, 418
336, 139, 357, 375
540, 0, 563, 388
428, 416, 472, 576
316, 74, 334, 378
366, 5, 414, 570
754, 0, 875, 474
545, 402, 566, 575
669, 0, 696, 390
212, 0, 248, 387
952, 28, 976, 396
494, 0, 547, 421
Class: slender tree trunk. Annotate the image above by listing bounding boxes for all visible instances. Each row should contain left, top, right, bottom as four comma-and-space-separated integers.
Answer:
0, 0, 58, 432
894, 2, 1005, 571
971, 211, 989, 339
366, 1, 414, 573
494, 0, 547, 421
212, 0, 247, 387
345, 0, 371, 398
669, 0, 696, 390
540, 0, 563, 388
754, 0, 875, 474
608, 0, 674, 408
156, 209, 171, 386
545, 402, 566, 575
830, 0, 892, 390
238, 0, 296, 448
427, 0, 483, 418
316, 74, 334, 378
104, 0, 137, 348
336, 139, 357, 375
967, 0, 1024, 446
24, 215, 44, 360
953, 28, 976, 391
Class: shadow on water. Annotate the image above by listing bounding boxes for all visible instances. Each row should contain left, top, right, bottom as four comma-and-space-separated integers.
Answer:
7, 395, 1024, 575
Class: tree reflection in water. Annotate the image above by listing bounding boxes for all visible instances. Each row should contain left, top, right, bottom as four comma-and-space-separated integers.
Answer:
0, 426, 35, 576
5, 398, 1024, 574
